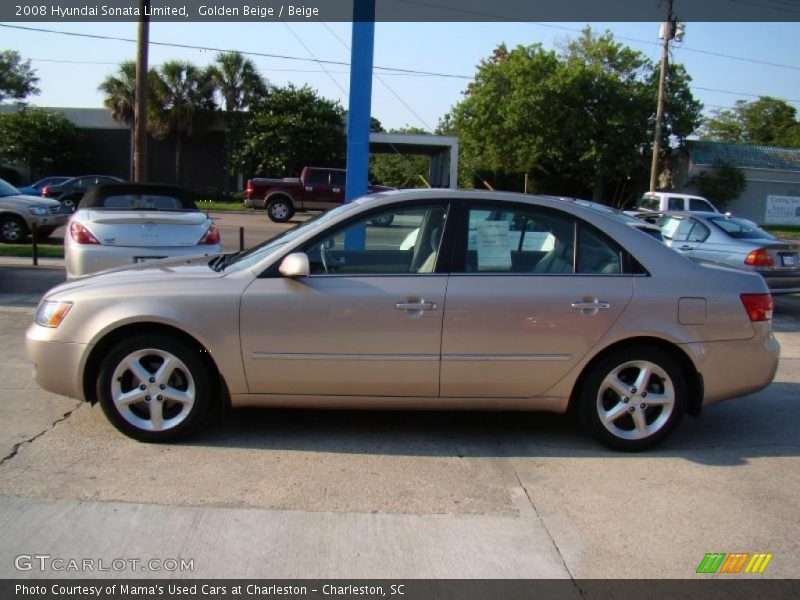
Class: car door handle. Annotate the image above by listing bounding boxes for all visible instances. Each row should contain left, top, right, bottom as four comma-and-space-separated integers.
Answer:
571, 300, 610, 312
395, 300, 438, 311
679, 245, 693, 251
332, 187, 341, 193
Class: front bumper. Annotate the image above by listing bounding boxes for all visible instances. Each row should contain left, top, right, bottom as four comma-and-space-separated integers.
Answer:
25, 324, 88, 401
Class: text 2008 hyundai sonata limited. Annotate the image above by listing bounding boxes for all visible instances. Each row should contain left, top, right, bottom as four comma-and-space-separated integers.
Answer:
26, 190, 780, 451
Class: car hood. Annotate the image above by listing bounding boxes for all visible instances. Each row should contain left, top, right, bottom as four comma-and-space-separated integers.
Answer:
46, 254, 226, 298
0, 194, 62, 208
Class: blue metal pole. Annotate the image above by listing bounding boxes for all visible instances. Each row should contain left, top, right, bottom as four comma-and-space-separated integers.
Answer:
345, 0, 375, 203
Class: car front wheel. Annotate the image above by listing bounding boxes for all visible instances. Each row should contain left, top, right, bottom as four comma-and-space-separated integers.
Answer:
0, 215, 28, 243
578, 345, 686, 451
97, 334, 211, 442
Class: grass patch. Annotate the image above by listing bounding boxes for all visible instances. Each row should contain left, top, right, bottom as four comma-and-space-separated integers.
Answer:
196, 200, 251, 212
763, 225, 800, 239
0, 243, 64, 258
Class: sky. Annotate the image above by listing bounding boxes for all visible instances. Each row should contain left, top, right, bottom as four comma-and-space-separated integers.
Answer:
1, 20, 799, 132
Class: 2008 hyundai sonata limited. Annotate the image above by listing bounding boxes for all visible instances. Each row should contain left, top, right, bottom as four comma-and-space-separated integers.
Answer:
26, 190, 780, 450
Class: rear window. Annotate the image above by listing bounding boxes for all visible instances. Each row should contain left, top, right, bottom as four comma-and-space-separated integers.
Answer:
709, 216, 774, 240
98, 194, 195, 211
638, 194, 660, 210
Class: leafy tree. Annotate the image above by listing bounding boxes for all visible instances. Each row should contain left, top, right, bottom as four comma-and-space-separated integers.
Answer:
700, 97, 800, 148
690, 159, 747, 210
0, 50, 39, 103
370, 127, 431, 188
149, 61, 217, 184
236, 84, 345, 177
442, 28, 702, 203
0, 107, 86, 178
206, 52, 268, 195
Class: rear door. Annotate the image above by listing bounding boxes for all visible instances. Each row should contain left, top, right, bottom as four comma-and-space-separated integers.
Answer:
440, 202, 634, 399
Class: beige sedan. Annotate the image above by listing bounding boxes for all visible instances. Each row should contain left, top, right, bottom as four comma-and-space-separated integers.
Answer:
26, 190, 779, 450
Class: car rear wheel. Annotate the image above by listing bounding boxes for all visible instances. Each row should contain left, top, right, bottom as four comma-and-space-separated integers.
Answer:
578, 345, 686, 451
60, 196, 79, 211
0, 215, 29, 243
266, 196, 294, 223
97, 334, 211, 442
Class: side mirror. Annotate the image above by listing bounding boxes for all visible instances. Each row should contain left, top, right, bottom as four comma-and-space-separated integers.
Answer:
278, 252, 310, 278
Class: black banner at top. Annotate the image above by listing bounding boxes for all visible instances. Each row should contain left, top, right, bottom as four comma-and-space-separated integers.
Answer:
1, 0, 800, 23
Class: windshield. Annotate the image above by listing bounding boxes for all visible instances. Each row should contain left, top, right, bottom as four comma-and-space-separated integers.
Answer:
0, 179, 22, 198
219, 200, 364, 273
709, 216, 775, 240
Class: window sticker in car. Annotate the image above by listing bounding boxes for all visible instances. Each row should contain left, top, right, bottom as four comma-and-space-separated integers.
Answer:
475, 220, 512, 270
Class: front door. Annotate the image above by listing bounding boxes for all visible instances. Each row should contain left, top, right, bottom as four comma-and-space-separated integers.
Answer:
239, 202, 450, 397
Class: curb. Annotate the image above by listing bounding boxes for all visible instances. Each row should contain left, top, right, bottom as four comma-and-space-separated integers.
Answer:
0, 256, 64, 268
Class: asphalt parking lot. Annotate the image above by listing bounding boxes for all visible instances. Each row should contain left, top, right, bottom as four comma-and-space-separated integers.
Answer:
0, 226, 798, 581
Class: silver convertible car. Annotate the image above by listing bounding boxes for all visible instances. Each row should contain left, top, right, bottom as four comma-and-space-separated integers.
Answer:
26, 190, 780, 450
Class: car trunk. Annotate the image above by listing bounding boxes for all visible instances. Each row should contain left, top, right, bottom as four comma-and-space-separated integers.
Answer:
84, 210, 209, 247
749, 240, 799, 271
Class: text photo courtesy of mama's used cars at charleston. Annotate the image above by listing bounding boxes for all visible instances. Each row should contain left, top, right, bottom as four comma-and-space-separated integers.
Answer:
26, 190, 779, 451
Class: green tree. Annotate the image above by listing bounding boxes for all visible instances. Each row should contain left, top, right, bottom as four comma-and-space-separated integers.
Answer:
700, 97, 800, 147
236, 84, 345, 177
0, 107, 86, 177
690, 159, 747, 210
206, 52, 268, 195
149, 61, 217, 184
370, 127, 431, 188
442, 29, 702, 203
0, 50, 39, 103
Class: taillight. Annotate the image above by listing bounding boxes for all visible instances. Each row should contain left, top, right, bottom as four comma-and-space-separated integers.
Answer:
245, 181, 254, 200
69, 221, 100, 245
199, 224, 220, 245
740, 293, 773, 322
42, 186, 49, 196
745, 248, 774, 268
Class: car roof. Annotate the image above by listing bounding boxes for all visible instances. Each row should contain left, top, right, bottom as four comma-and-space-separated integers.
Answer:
80, 183, 197, 209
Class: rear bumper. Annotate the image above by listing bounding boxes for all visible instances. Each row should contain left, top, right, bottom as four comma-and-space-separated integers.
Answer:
682, 325, 780, 405
760, 269, 800, 294
65, 244, 221, 279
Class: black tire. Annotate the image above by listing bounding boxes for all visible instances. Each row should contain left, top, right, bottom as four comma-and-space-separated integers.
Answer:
60, 196, 79, 212
578, 345, 686, 451
266, 196, 294, 223
0, 215, 29, 243
97, 333, 211, 443
370, 214, 395, 227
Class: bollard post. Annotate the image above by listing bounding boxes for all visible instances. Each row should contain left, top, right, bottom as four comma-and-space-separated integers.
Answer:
32, 222, 39, 267
239, 226, 244, 252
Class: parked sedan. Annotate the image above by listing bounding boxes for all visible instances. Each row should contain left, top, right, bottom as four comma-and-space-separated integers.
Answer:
43, 175, 124, 210
64, 183, 221, 279
0, 178, 68, 243
16, 176, 71, 197
659, 212, 800, 294
27, 190, 778, 450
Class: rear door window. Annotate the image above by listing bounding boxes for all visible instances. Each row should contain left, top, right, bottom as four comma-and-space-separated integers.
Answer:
667, 197, 684, 211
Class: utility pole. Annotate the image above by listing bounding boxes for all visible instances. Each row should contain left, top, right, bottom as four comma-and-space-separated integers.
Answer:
649, 0, 673, 192
133, 0, 150, 182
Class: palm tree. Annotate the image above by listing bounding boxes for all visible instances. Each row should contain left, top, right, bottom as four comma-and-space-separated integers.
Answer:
206, 52, 267, 195
98, 61, 137, 177
150, 61, 216, 184
207, 51, 267, 112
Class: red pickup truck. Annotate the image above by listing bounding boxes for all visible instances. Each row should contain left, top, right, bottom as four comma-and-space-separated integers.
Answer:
244, 166, 392, 223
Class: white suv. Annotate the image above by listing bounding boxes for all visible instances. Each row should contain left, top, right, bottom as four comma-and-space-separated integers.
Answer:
637, 191, 719, 213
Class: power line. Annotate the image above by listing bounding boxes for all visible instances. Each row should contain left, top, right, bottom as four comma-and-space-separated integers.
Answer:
0, 23, 472, 80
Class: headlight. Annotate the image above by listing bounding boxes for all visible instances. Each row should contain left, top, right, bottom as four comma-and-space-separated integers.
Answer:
28, 206, 49, 216
35, 301, 72, 328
